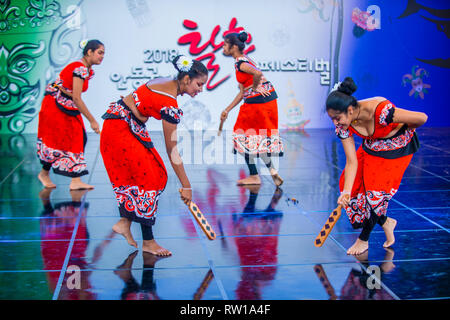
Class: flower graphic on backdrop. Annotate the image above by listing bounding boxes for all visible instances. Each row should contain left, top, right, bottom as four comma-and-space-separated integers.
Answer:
402, 65, 431, 99
351, 6, 381, 38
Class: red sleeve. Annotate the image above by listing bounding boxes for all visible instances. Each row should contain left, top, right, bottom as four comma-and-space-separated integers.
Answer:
377, 100, 396, 126
59, 62, 93, 92
335, 124, 352, 139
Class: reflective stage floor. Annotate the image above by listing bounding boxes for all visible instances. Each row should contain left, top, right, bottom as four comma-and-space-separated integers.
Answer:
0, 128, 448, 300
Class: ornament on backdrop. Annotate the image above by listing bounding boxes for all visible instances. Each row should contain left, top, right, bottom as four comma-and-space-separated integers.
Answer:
402, 65, 431, 100
0, 0, 87, 134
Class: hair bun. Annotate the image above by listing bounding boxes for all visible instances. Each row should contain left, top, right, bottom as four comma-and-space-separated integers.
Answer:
338, 77, 357, 95
238, 31, 248, 42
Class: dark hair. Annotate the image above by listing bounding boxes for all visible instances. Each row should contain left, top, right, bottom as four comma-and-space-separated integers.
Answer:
326, 77, 358, 113
172, 55, 208, 80
224, 31, 248, 52
81, 39, 104, 56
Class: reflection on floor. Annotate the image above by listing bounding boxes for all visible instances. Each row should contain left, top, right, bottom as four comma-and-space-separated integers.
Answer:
0, 128, 449, 300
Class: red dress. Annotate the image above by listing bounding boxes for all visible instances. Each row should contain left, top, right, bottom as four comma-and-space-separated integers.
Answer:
232, 57, 284, 157
336, 100, 420, 228
37, 61, 94, 177
100, 85, 183, 226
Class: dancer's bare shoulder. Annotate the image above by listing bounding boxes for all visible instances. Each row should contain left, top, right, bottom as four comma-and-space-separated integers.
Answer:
147, 77, 177, 97
147, 77, 172, 88
358, 96, 387, 116
359, 96, 386, 103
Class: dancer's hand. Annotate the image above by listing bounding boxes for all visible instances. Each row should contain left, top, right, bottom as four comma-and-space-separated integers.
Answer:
337, 191, 351, 207
220, 110, 228, 121
179, 188, 192, 206
90, 119, 100, 134
254, 86, 271, 97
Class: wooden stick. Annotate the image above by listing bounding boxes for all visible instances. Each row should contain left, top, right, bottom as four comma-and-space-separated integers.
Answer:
180, 191, 216, 240
314, 203, 345, 247
217, 118, 225, 136
315, 194, 349, 247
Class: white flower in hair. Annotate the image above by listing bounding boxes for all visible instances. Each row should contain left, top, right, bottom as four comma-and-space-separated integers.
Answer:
330, 81, 341, 93
176, 56, 193, 72
79, 39, 88, 49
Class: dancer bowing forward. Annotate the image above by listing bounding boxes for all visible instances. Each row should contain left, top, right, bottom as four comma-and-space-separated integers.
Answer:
326, 77, 427, 255
100, 55, 208, 256
221, 31, 284, 186
37, 39, 104, 190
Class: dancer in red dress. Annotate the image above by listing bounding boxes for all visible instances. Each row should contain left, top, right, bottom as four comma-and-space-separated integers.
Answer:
100, 55, 208, 256
220, 31, 284, 186
37, 40, 104, 190
326, 77, 428, 255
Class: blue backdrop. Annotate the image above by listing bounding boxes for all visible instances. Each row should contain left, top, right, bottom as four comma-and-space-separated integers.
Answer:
342, 0, 450, 127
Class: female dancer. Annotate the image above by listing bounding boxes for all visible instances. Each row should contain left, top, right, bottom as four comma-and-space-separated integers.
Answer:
100, 55, 208, 256
326, 77, 427, 255
220, 31, 284, 186
37, 39, 104, 190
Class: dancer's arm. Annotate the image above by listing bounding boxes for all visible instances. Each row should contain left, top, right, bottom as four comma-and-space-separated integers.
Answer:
338, 136, 358, 207
72, 77, 100, 133
221, 84, 244, 121
392, 107, 428, 129
162, 119, 192, 204
239, 62, 270, 97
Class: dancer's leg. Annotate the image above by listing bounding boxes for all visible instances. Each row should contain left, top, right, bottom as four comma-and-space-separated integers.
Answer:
261, 154, 283, 186
113, 217, 138, 248
379, 215, 397, 248
237, 154, 261, 185
38, 163, 56, 188
347, 212, 378, 255
141, 224, 172, 256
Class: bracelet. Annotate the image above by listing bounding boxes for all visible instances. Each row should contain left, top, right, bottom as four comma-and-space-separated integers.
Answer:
181, 187, 192, 190
341, 190, 351, 195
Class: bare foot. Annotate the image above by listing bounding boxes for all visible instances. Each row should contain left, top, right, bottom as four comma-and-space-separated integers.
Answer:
114, 250, 138, 281
237, 175, 261, 186
270, 169, 284, 187
38, 171, 56, 188
142, 239, 172, 256
347, 238, 369, 255
112, 218, 138, 248
70, 178, 94, 190
382, 217, 397, 248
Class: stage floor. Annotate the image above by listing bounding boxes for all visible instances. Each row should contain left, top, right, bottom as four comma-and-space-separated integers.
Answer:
0, 128, 448, 300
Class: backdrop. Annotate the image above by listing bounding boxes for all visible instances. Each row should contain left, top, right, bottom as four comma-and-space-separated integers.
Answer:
0, 0, 448, 134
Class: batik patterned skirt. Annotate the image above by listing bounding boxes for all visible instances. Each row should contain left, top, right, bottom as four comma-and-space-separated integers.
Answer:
100, 100, 167, 226
37, 94, 88, 177
340, 145, 413, 229
232, 88, 284, 157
